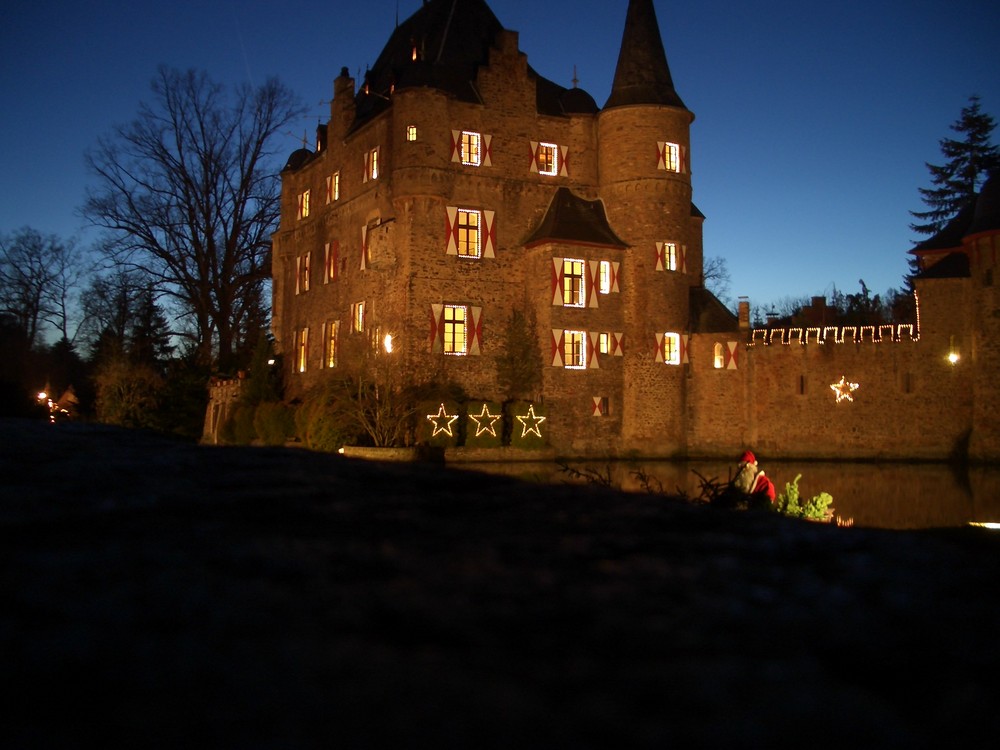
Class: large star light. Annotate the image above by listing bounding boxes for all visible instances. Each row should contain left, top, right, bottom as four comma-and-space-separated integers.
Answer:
426, 403, 459, 437
830, 376, 859, 403
516, 404, 546, 438
469, 403, 502, 437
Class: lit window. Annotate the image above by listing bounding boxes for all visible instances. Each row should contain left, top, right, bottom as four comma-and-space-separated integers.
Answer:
444, 305, 467, 355
663, 332, 680, 365
298, 190, 311, 219
460, 131, 481, 166
296, 327, 309, 373
325, 322, 338, 368
352, 301, 365, 333
368, 147, 379, 180
713, 342, 724, 369
599, 332, 610, 354
295, 252, 310, 294
457, 209, 481, 258
663, 142, 680, 172
664, 242, 678, 271
563, 330, 586, 369
333, 172, 340, 201
599, 260, 611, 294
563, 258, 585, 307
324, 241, 338, 283
406, 125, 417, 141
536, 142, 558, 176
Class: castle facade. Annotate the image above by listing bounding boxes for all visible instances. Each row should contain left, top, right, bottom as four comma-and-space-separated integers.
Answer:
267, 0, 1000, 461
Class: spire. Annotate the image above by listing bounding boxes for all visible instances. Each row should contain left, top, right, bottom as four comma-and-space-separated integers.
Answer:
604, 0, 686, 110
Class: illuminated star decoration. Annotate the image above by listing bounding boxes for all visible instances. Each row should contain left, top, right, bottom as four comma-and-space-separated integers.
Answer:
830, 376, 859, 403
516, 404, 546, 438
426, 403, 459, 437
469, 403, 502, 437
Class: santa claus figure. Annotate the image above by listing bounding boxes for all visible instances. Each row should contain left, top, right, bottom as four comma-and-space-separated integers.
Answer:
733, 450, 776, 503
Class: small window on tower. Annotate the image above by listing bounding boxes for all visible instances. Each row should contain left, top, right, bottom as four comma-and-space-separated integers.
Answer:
663, 332, 680, 366
599, 332, 610, 354
599, 260, 611, 294
460, 131, 481, 166
713, 342, 724, 369
406, 125, 417, 142
663, 142, 680, 172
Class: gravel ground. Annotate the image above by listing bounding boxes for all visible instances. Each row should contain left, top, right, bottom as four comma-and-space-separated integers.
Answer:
3, 419, 999, 748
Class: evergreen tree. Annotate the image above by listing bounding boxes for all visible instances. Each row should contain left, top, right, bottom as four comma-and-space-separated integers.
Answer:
910, 95, 1000, 238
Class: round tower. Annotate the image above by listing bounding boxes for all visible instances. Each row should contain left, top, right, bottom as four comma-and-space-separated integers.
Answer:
598, 0, 699, 455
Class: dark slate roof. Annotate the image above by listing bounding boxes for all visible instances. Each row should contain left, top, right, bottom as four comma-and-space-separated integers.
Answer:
691, 202, 705, 219
524, 188, 628, 248
689, 287, 739, 333
604, 0, 687, 110
916, 251, 970, 279
282, 148, 315, 172
352, 0, 597, 131
967, 172, 1000, 236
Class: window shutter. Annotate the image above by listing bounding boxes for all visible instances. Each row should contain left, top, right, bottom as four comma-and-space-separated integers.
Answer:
680, 145, 688, 174
551, 257, 564, 306
450, 130, 461, 163
612, 332, 624, 356
559, 145, 569, 177
483, 210, 496, 258
679, 245, 688, 274
302, 252, 310, 292
482, 134, 493, 167
325, 175, 333, 204
295, 255, 301, 295
656, 142, 666, 171
680, 335, 690, 364
430, 304, 444, 353
587, 260, 600, 308
529, 141, 539, 173
445, 206, 459, 255
297, 193, 304, 219
654, 242, 665, 272
610, 261, 621, 293
654, 332, 665, 363
726, 341, 739, 370
363, 150, 369, 183
587, 332, 601, 369
360, 225, 368, 270
325, 240, 339, 282
550, 329, 565, 367
468, 306, 483, 355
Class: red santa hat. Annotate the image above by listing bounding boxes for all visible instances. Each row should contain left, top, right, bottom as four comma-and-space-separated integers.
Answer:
740, 450, 756, 465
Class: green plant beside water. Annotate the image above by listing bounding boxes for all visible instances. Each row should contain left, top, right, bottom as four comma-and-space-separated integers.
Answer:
774, 474, 834, 522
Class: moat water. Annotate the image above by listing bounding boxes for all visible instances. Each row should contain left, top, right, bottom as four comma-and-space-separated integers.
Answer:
458, 459, 1000, 530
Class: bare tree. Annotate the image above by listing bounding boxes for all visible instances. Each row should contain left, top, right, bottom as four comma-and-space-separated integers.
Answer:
84, 67, 305, 370
0, 227, 83, 348
702, 256, 733, 307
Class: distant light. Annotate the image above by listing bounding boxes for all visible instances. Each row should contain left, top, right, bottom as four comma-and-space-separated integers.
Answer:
267, 358, 276, 366
947, 351, 960, 365
969, 522, 1000, 530
383, 333, 393, 353
37, 391, 47, 401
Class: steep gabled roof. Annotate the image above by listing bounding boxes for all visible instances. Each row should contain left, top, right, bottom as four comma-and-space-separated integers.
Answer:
524, 188, 628, 248
604, 0, 686, 110
689, 287, 739, 333
352, 0, 597, 130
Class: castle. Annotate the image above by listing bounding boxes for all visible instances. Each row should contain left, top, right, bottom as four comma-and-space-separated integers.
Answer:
265, 0, 1000, 462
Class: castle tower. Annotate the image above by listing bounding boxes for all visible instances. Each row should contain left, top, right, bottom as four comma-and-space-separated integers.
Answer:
599, 0, 699, 454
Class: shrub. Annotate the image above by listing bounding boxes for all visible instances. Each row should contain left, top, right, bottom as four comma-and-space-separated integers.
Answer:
254, 401, 294, 446
220, 403, 256, 445
774, 474, 834, 521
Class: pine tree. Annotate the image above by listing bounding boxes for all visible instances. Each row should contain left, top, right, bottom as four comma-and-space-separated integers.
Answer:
910, 95, 1000, 238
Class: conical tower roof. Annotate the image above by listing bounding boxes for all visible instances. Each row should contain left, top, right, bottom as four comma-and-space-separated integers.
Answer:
604, 0, 686, 110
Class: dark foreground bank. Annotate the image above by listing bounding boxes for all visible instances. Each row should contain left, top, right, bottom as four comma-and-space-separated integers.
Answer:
2, 419, 999, 748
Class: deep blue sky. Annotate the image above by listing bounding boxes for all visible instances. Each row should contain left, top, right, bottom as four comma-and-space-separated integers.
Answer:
2, 0, 998, 310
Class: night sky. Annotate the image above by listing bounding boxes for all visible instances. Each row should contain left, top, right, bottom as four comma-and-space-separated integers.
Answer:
2, 0, 998, 310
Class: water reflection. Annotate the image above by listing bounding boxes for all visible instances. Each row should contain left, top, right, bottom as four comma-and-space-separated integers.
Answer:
457, 459, 1000, 530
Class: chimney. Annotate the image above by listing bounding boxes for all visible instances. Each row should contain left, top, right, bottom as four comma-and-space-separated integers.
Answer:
738, 297, 750, 330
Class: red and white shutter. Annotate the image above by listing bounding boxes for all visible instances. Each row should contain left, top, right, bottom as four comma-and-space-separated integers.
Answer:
529, 141, 539, 173
325, 175, 333, 204
360, 225, 368, 270
482, 210, 496, 258
468, 306, 483, 355
296, 193, 304, 219
551, 257, 565, 306
680, 145, 688, 174
587, 332, 601, 369
656, 142, 667, 171
445, 206, 459, 255
450, 130, 461, 163
295, 255, 302, 295
587, 260, 600, 308
655, 242, 666, 271
679, 245, 688, 274
430, 304, 445, 353
592, 397, 605, 417
610, 261, 621, 293
680, 335, 690, 365
612, 332, 625, 357
551, 329, 565, 367
482, 134, 493, 167
725, 341, 739, 370
654, 332, 665, 363
325, 241, 339, 283
558, 145, 569, 176
363, 150, 370, 183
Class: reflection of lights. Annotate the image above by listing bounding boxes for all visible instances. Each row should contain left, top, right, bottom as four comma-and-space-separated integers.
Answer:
947, 336, 960, 365
969, 522, 1000, 530
830, 376, 859, 403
